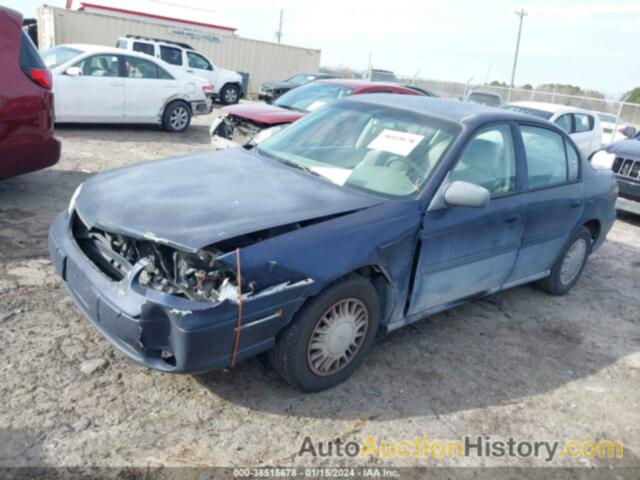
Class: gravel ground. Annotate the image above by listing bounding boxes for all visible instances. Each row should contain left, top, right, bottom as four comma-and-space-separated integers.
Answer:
0, 112, 639, 475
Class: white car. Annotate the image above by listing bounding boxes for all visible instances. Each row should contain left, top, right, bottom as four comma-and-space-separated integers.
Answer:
502, 101, 602, 157
597, 112, 635, 145
116, 36, 243, 105
41, 44, 213, 132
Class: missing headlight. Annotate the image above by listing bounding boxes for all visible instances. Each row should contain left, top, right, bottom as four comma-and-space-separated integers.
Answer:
72, 215, 240, 303
138, 247, 239, 302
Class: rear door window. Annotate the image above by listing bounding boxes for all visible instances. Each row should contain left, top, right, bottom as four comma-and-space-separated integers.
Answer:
566, 143, 580, 181
554, 114, 572, 133
160, 46, 183, 66
521, 125, 572, 189
125, 56, 172, 79
574, 114, 593, 133
133, 42, 155, 56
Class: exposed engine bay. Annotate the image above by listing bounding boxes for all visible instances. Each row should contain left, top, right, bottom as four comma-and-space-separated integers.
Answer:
211, 114, 262, 145
73, 216, 238, 302
71, 213, 324, 303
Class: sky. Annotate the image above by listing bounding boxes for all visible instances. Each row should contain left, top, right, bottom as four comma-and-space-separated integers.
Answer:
8, 0, 639, 98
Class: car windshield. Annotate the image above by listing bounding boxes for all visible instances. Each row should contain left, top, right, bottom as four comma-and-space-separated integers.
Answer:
501, 104, 553, 120
41, 46, 83, 69
258, 101, 459, 198
274, 82, 353, 113
286, 73, 313, 85
370, 71, 399, 82
468, 93, 501, 106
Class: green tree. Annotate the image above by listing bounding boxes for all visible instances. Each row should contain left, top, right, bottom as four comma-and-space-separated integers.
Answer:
621, 87, 640, 103
537, 83, 605, 99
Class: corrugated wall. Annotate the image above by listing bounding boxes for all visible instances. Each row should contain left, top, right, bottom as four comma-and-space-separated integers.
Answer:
37, 6, 321, 94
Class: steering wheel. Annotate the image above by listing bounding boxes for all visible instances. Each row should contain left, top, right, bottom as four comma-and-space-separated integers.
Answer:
384, 156, 423, 183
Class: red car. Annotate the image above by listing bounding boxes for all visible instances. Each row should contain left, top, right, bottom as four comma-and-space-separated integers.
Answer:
0, 6, 60, 180
210, 79, 424, 146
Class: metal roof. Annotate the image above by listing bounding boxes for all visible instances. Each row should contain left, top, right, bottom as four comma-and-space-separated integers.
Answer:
67, 0, 237, 32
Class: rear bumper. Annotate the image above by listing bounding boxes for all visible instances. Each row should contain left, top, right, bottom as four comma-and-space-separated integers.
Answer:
191, 99, 213, 116
49, 211, 310, 373
0, 136, 60, 180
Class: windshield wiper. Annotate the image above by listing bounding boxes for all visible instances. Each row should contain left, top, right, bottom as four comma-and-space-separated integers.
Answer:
276, 104, 305, 113
278, 159, 323, 177
256, 148, 326, 179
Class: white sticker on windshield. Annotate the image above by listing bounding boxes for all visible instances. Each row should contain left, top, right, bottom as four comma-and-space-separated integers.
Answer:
306, 100, 327, 111
309, 166, 351, 185
367, 129, 424, 156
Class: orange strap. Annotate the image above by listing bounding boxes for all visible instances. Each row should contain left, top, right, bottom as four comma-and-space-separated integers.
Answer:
230, 248, 243, 367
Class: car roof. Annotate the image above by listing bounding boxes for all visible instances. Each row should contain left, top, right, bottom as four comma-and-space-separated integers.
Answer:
468, 90, 501, 97
61, 44, 161, 61
507, 101, 590, 114
317, 78, 410, 90
342, 94, 548, 127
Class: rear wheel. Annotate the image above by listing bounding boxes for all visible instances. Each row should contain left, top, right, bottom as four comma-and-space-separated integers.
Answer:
220, 84, 240, 105
269, 276, 380, 392
162, 101, 191, 133
537, 226, 592, 295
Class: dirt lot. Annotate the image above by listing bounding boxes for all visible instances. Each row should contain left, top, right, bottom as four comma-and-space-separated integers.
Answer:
1, 112, 639, 474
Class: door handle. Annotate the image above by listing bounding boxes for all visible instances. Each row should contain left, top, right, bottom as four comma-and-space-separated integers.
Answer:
570, 199, 584, 208
504, 213, 522, 224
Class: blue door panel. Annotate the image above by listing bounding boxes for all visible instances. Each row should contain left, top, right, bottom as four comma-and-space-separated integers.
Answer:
409, 194, 526, 315
508, 182, 584, 282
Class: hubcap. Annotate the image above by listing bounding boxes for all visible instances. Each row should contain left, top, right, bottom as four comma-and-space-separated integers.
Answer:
307, 298, 369, 376
170, 106, 189, 130
560, 238, 587, 285
224, 88, 238, 103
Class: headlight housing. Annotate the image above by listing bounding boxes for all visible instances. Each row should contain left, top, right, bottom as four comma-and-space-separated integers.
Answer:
68, 183, 83, 215
590, 150, 616, 170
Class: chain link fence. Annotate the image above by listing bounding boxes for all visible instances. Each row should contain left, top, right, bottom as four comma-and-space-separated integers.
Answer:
403, 77, 640, 128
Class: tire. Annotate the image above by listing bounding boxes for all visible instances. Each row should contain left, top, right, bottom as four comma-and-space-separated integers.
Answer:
219, 84, 240, 105
537, 226, 592, 295
162, 101, 191, 133
269, 275, 380, 392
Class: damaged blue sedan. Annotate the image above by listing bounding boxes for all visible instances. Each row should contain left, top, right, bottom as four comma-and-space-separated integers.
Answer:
49, 95, 617, 391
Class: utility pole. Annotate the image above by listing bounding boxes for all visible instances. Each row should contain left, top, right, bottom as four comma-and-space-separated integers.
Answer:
510, 9, 527, 87
275, 9, 283, 44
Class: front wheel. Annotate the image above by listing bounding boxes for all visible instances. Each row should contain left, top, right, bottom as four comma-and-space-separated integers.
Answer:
269, 276, 380, 392
537, 226, 592, 295
219, 84, 240, 105
162, 101, 191, 133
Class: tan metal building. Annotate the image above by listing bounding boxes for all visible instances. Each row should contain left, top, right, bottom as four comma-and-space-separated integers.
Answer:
37, 5, 321, 94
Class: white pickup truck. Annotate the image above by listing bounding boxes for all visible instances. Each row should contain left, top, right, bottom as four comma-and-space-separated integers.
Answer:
116, 35, 244, 104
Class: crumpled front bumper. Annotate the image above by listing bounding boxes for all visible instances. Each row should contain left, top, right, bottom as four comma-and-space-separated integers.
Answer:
48, 211, 310, 373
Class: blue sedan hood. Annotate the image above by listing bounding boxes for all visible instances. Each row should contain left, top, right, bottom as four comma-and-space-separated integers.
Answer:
74, 148, 383, 252
605, 137, 640, 157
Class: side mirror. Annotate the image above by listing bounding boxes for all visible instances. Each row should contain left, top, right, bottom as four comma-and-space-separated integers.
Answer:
623, 126, 637, 138
65, 66, 82, 76
444, 181, 491, 208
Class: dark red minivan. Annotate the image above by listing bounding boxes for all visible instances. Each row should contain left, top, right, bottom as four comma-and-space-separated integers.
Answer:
0, 6, 60, 179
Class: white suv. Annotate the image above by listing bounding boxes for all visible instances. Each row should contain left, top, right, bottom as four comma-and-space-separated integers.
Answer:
116, 35, 243, 105
502, 101, 602, 157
